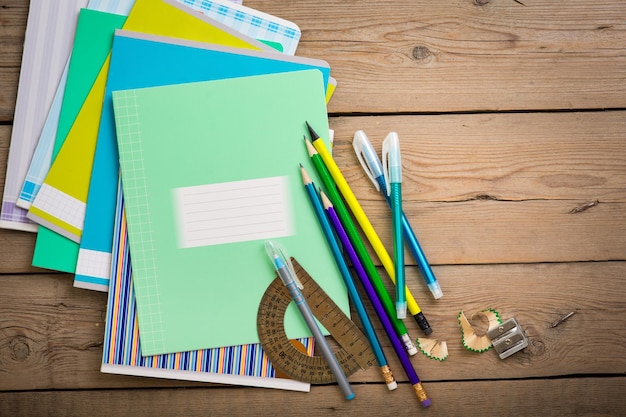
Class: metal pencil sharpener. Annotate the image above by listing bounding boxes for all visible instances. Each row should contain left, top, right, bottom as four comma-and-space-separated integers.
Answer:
487, 317, 529, 359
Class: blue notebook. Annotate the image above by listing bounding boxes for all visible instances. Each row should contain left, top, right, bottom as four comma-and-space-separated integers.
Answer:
74, 30, 331, 290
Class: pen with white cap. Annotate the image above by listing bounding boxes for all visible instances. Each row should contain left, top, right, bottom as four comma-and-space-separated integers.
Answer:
382, 132, 407, 319
353, 130, 443, 300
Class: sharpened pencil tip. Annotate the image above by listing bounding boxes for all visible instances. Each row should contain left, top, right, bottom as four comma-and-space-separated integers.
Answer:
303, 136, 317, 157
300, 164, 312, 185
305, 121, 320, 140
320, 190, 333, 209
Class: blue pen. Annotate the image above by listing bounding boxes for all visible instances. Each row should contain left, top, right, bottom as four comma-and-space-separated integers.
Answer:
382, 132, 407, 319
264, 240, 355, 400
354, 130, 443, 300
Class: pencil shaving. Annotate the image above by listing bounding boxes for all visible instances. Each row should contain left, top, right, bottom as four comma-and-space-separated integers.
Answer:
471, 309, 502, 330
458, 309, 502, 353
416, 337, 448, 361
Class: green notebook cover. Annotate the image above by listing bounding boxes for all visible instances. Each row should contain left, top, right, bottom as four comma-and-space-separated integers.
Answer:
113, 69, 348, 356
32, 9, 127, 273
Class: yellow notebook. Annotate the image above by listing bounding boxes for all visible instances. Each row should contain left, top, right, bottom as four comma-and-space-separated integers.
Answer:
27, 0, 272, 242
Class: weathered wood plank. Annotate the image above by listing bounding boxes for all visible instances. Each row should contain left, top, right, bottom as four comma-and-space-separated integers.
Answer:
0, 1, 28, 62
1, 197, 623, 272
330, 111, 626, 203
1, 377, 625, 417
0, 0, 27, 122
0, 124, 40, 273
0, 68, 19, 122
3, 110, 625, 274
252, 0, 626, 112
0, 0, 625, 119
1, 262, 624, 391
354, 199, 626, 265
0, 227, 39, 273
327, 111, 626, 265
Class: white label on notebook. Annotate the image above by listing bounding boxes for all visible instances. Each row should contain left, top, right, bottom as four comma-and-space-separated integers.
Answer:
174, 176, 293, 249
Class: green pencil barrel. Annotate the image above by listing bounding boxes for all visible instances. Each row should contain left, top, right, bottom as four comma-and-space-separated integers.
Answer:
309, 152, 409, 338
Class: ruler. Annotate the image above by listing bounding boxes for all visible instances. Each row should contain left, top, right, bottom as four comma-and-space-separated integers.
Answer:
257, 258, 376, 384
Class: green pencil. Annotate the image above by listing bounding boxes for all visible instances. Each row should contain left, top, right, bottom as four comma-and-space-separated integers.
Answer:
304, 137, 419, 354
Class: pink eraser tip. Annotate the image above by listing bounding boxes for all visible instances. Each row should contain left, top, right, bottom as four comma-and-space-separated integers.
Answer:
421, 398, 432, 407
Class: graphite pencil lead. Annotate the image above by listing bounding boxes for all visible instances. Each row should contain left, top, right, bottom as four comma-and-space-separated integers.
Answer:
300, 164, 313, 185
320, 190, 333, 210
305, 121, 320, 140
304, 137, 317, 157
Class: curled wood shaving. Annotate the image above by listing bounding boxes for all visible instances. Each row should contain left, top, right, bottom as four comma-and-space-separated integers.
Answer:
416, 338, 448, 361
458, 309, 502, 353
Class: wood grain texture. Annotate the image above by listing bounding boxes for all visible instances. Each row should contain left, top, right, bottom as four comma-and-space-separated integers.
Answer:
0, 68, 20, 122
327, 111, 626, 265
273, 0, 626, 113
1, 263, 624, 391
0, 0, 27, 122
0, 124, 41, 274
1, 112, 625, 273
0, 0, 625, 119
0, 1, 28, 62
1, 0, 625, 415
1, 377, 625, 417
329, 112, 626, 202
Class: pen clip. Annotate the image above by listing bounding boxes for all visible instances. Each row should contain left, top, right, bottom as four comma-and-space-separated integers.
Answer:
352, 130, 382, 191
381, 133, 391, 196
382, 132, 401, 197
264, 240, 303, 289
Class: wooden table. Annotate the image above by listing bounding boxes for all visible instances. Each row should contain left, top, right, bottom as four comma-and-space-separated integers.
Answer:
1, 1, 625, 415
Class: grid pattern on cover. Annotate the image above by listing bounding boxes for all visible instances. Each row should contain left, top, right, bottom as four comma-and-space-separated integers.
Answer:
102, 179, 312, 390
111, 89, 166, 354
180, 0, 300, 54
75, 0, 303, 290
0, 0, 89, 232
17, 0, 137, 211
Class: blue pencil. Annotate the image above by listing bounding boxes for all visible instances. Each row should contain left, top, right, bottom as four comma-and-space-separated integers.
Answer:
300, 164, 397, 390
321, 190, 431, 407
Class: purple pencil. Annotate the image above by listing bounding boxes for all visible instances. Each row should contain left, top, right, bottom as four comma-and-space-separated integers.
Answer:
321, 191, 431, 407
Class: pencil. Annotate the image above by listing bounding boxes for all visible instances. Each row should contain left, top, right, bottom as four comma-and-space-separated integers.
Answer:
303, 137, 419, 353
322, 192, 431, 407
300, 164, 397, 390
305, 121, 431, 335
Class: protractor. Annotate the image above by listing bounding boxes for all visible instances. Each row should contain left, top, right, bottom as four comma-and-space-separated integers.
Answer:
257, 257, 375, 384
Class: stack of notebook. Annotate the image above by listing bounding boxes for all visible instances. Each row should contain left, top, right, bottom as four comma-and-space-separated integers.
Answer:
1, 0, 348, 392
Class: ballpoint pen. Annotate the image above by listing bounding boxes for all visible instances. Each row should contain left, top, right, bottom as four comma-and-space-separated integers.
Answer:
305, 121, 432, 335
382, 132, 406, 319
264, 240, 355, 400
300, 164, 397, 390
353, 130, 443, 300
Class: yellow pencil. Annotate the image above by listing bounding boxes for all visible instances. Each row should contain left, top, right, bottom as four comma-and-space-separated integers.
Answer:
305, 122, 431, 333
